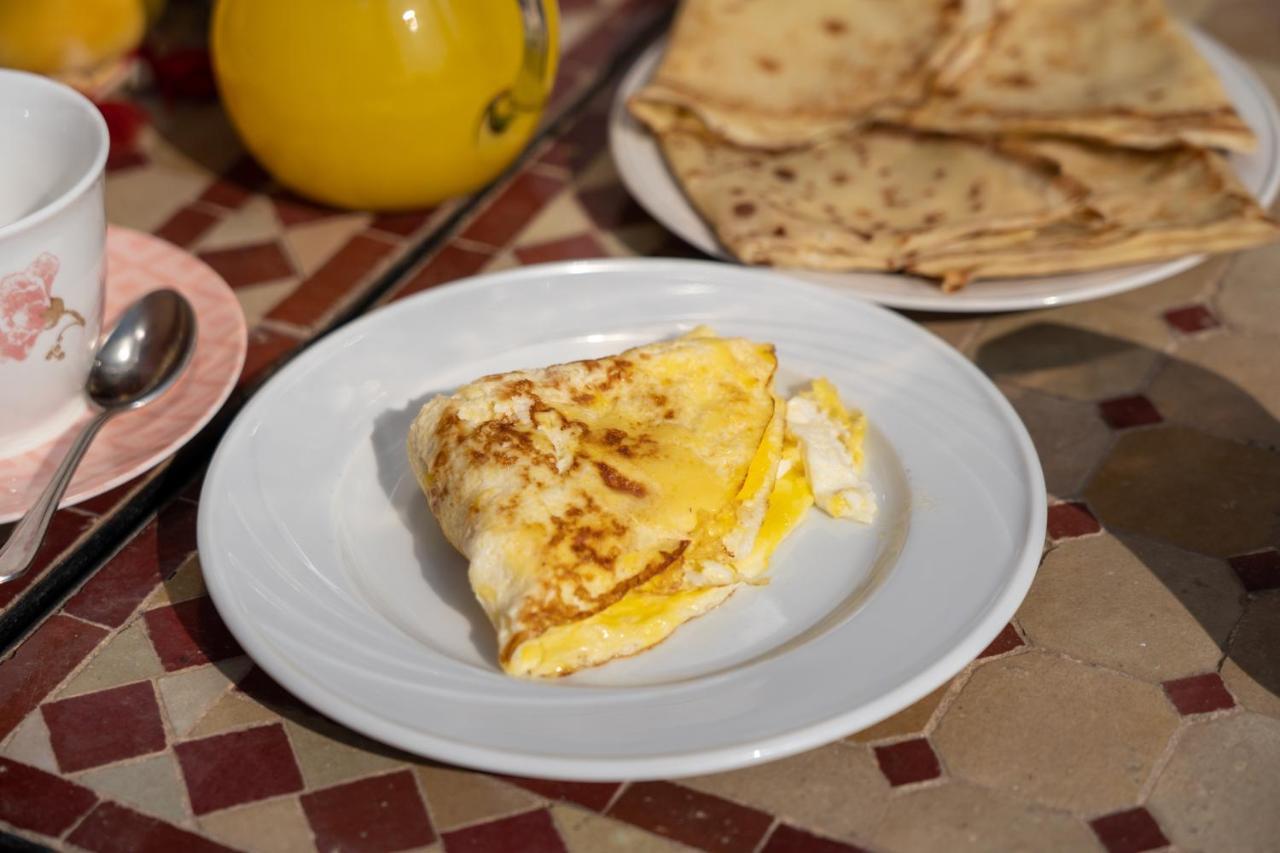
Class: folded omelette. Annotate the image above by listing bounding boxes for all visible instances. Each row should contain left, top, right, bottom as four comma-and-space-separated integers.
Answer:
407, 330, 874, 677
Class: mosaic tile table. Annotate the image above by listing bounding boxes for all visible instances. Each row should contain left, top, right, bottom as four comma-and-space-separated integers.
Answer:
3, 1, 1279, 850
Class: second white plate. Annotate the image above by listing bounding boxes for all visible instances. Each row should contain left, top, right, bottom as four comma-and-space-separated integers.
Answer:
609, 28, 1280, 313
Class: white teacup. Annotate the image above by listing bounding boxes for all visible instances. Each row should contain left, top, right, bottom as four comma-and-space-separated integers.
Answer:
0, 70, 108, 457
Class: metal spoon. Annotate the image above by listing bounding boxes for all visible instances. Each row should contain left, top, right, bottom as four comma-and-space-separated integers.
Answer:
0, 290, 196, 583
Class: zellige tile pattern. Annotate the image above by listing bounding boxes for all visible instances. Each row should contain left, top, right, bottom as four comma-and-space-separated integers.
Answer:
3, 0, 1280, 848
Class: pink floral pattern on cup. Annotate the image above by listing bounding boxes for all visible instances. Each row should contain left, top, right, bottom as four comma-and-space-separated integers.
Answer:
0, 252, 87, 362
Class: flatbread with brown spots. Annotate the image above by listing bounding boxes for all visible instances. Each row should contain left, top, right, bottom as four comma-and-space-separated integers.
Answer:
629, 0, 1004, 148
907, 138, 1279, 287
883, 0, 1256, 151
634, 102, 1088, 273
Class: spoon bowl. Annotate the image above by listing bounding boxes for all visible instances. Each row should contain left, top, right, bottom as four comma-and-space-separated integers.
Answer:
89, 290, 197, 411
0, 289, 197, 583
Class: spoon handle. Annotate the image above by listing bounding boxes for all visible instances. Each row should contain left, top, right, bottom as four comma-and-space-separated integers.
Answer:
0, 410, 112, 584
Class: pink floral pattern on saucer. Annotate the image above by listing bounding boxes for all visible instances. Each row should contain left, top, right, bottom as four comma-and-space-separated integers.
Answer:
0, 227, 247, 522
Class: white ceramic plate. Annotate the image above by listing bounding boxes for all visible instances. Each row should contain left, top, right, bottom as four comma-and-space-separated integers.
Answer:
609, 29, 1280, 313
199, 260, 1045, 780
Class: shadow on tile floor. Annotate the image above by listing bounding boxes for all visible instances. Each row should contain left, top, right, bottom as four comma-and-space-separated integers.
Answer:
977, 322, 1280, 705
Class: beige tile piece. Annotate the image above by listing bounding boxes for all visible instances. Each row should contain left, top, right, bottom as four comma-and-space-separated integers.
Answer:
56, 621, 165, 698
237, 278, 299, 327
873, 779, 1101, 853
605, 224, 672, 258
1100, 254, 1230, 314
847, 684, 951, 744
1218, 243, 1280, 336
413, 764, 543, 831
552, 804, 692, 852
933, 650, 1179, 813
680, 742, 888, 843
972, 304, 1169, 402
143, 554, 208, 609
285, 716, 410, 790
200, 795, 314, 853
106, 163, 209, 233
999, 383, 1112, 499
514, 192, 593, 247
0, 712, 57, 773
1149, 328, 1280, 450
1085, 426, 1280, 558
75, 753, 191, 827
1149, 713, 1280, 853
186, 686, 281, 737
192, 196, 283, 254
157, 656, 252, 737
1221, 593, 1280, 719
915, 315, 985, 353
483, 252, 522, 273
1018, 533, 1242, 681
282, 214, 372, 278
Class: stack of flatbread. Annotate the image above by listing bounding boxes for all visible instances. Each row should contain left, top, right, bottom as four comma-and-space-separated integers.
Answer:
628, 0, 1278, 290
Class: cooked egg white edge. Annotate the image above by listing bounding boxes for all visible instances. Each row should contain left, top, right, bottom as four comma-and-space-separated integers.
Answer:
785, 395, 877, 523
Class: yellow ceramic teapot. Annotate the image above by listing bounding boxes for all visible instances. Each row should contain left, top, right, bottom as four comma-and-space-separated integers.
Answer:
211, 0, 559, 210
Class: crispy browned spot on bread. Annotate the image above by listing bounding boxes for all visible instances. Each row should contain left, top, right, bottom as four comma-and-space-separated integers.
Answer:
594, 461, 647, 497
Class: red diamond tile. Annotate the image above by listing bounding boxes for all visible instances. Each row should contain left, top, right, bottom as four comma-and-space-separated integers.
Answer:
174, 723, 304, 814
240, 326, 302, 389
0, 510, 94, 610
762, 824, 870, 853
43, 682, 166, 773
198, 156, 270, 210
198, 241, 294, 289
0, 757, 98, 836
268, 231, 396, 327
443, 808, 565, 853
68, 800, 236, 853
301, 769, 435, 852
873, 738, 943, 786
154, 205, 221, 248
271, 190, 342, 227
1162, 672, 1235, 715
64, 501, 197, 628
1228, 549, 1280, 592
394, 243, 495, 301
1047, 502, 1102, 540
200, 179, 252, 210
461, 171, 566, 247
0, 615, 108, 740
978, 623, 1025, 659
1163, 304, 1220, 335
539, 112, 608, 171
607, 781, 772, 852
546, 66, 586, 113
1098, 395, 1163, 429
577, 183, 650, 230
107, 149, 149, 172
515, 233, 609, 265
499, 776, 620, 811
1089, 807, 1170, 853
143, 596, 244, 672
370, 210, 433, 237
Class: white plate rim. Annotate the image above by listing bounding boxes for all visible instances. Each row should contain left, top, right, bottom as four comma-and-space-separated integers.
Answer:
608, 26, 1280, 313
199, 258, 1047, 780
